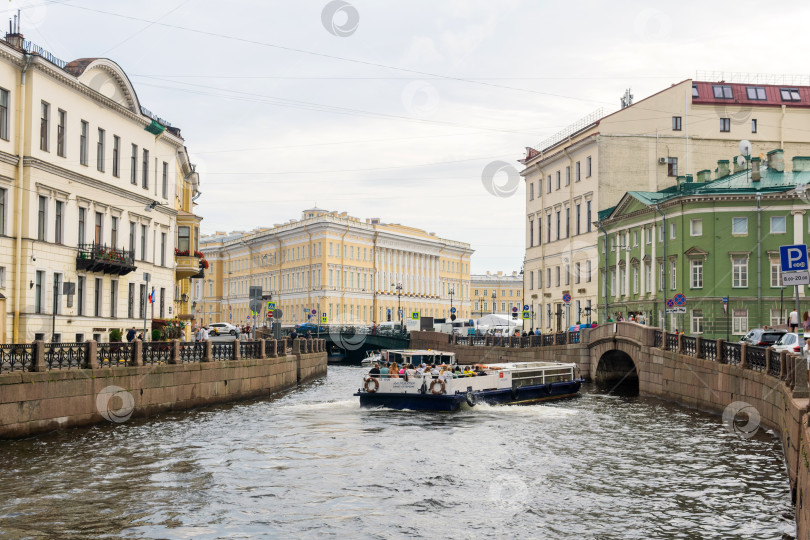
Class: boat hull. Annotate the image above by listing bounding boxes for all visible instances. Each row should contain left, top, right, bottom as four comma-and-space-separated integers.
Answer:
355, 379, 582, 412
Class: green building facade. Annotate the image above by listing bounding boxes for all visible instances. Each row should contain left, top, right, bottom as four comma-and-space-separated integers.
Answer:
597, 150, 810, 339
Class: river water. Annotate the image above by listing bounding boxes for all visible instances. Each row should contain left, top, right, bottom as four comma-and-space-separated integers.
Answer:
0, 366, 795, 539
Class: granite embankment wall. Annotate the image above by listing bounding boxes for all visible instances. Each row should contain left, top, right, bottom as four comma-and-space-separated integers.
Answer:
0, 339, 327, 439
412, 326, 810, 537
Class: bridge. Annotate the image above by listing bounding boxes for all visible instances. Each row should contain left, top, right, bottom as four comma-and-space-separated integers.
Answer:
411, 322, 810, 535
280, 325, 411, 360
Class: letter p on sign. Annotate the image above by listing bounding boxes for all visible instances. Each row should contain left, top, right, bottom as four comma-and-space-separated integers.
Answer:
780, 244, 809, 272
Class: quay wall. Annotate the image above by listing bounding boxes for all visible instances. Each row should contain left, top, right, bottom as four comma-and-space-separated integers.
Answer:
0, 349, 327, 439
411, 327, 810, 537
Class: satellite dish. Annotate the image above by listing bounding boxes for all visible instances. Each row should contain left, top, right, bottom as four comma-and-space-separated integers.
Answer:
736, 155, 746, 167
739, 139, 752, 157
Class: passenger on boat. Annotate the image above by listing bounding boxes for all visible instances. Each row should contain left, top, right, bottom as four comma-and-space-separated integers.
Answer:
430, 365, 440, 377
368, 363, 381, 378
462, 366, 475, 377
389, 362, 400, 379
475, 366, 487, 376
405, 364, 417, 378
453, 365, 462, 377
380, 363, 390, 378
439, 367, 453, 381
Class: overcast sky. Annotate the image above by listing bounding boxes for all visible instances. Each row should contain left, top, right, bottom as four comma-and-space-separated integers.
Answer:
5, 0, 810, 273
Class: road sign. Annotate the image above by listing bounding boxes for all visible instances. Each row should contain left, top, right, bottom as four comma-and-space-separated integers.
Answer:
511, 306, 518, 312
666, 298, 675, 308
268, 311, 273, 318
562, 293, 571, 303
666, 306, 687, 314
523, 304, 529, 311
411, 312, 420, 320
673, 293, 686, 306
780, 244, 809, 272
267, 301, 276, 311
311, 309, 317, 315
722, 297, 728, 304
782, 271, 810, 286
450, 307, 456, 314
273, 308, 283, 319
321, 314, 328, 323
522, 310, 531, 319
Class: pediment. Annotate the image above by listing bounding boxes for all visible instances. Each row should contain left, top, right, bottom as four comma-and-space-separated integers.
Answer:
67, 58, 140, 113
684, 246, 709, 259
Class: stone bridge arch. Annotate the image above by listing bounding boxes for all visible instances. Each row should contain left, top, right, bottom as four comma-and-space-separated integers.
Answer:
586, 323, 648, 394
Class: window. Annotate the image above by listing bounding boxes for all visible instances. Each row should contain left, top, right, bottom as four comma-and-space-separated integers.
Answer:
691, 309, 704, 334
37, 196, 46, 241
556, 171, 560, 190
586, 260, 592, 282
658, 225, 663, 242
720, 118, 730, 132
131, 144, 138, 184
770, 308, 785, 326
576, 204, 581, 235
732, 257, 748, 288
57, 109, 66, 157
565, 166, 570, 186
40, 101, 49, 151
110, 280, 118, 318
139, 284, 146, 318
746, 86, 767, 100
732, 309, 748, 335
35, 271, 43, 313
565, 208, 570, 238
96, 128, 105, 172
160, 232, 166, 266
77, 276, 85, 316
586, 156, 592, 177
780, 88, 801, 102
732, 217, 748, 235
127, 282, 134, 318
140, 224, 147, 260
162, 162, 168, 199
771, 260, 782, 288
79, 120, 88, 165
632, 265, 639, 294
112, 135, 120, 177
142, 149, 149, 188
0, 187, 5, 235
529, 220, 534, 247
658, 262, 664, 291
618, 267, 626, 295
670, 260, 677, 290
690, 260, 703, 288
160, 288, 165, 318
646, 227, 652, 244
690, 219, 702, 236
555, 266, 560, 287
178, 226, 190, 253
546, 175, 551, 193
645, 262, 652, 293
713, 85, 733, 99
546, 269, 551, 287
76, 208, 86, 246
751, 119, 757, 133
556, 211, 561, 240
564, 264, 570, 286
586, 202, 592, 232
575, 161, 581, 182
94, 212, 103, 244
54, 201, 63, 244
0, 88, 8, 140
770, 216, 786, 234
529, 183, 534, 200
667, 157, 678, 176
609, 270, 615, 296
672, 116, 682, 131
692, 84, 699, 98
129, 221, 136, 252
111, 217, 118, 248
529, 272, 534, 290
670, 222, 676, 239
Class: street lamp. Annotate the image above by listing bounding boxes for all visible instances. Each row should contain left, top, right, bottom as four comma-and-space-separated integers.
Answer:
491, 291, 496, 316
448, 286, 455, 320
392, 282, 403, 328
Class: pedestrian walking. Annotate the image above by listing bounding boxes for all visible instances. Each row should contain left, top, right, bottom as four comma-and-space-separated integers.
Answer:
126, 327, 136, 342
790, 309, 799, 332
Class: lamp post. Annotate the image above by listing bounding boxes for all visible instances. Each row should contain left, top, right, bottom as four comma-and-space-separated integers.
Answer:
491, 291, 496, 316
448, 286, 455, 320
392, 282, 403, 328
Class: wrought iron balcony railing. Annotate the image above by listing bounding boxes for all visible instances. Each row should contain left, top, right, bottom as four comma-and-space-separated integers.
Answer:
76, 243, 136, 276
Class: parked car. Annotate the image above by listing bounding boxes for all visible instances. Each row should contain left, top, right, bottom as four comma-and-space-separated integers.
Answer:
739, 328, 787, 347
295, 323, 327, 334
209, 322, 239, 336
770, 332, 806, 354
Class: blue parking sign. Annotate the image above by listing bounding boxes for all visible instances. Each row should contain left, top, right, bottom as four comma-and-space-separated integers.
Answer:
780, 244, 808, 272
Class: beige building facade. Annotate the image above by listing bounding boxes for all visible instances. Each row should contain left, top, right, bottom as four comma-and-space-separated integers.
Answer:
469, 271, 523, 319
522, 76, 810, 329
199, 208, 473, 327
0, 32, 198, 343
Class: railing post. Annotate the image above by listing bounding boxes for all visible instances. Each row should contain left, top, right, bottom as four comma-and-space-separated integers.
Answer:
292, 339, 301, 354
764, 347, 772, 374
258, 338, 266, 359
202, 340, 212, 362
793, 354, 809, 398
780, 350, 787, 379
677, 333, 684, 354
268, 339, 277, 358
452, 334, 458, 345
565, 331, 571, 345
233, 341, 241, 361
739, 343, 748, 369
169, 339, 180, 365
716, 339, 725, 364
694, 336, 703, 359
84, 340, 98, 369
31, 340, 46, 372
661, 332, 669, 351
132, 339, 143, 366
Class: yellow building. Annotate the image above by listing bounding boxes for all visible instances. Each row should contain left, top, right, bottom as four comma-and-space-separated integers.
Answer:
469, 271, 523, 318
173, 147, 202, 339
522, 75, 810, 329
0, 30, 197, 342
199, 208, 473, 327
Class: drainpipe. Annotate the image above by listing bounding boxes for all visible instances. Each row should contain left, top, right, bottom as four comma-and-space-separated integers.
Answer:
757, 193, 762, 327
13, 53, 32, 343
597, 220, 609, 325
654, 205, 667, 332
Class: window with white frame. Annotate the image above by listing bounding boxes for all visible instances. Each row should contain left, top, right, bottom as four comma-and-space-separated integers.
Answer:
564, 264, 570, 286
770, 260, 782, 287
658, 262, 664, 291
619, 266, 626, 295
691, 309, 703, 334
732, 309, 748, 335
690, 219, 702, 236
645, 262, 652, 293
585, 260, 592, 282
670, 222, 676, 239
575, 262, 581, 284
658, 225, 664, 242
632, 265, 639, 294
770, 216, 786, 234
670, 260, 677, 290
732, 257, 748, 287
529, 183, 534, 200
732, 217, 748, 235
770, 308, 785, 326
608, 269, 615, 296
690, 260, 703, 288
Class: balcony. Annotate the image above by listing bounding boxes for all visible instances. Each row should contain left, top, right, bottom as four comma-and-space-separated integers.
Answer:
76, 243, 136, 276
175, 249, 208, 280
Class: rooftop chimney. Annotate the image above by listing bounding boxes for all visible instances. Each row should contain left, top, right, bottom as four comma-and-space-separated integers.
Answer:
4, 11, 24, 49
751, 157, 761, 181
697, 169, 711, 182
767, 149, 784, 172
732, 157, 745, 173
717, 160, 730, 178
793, 156, 810, 172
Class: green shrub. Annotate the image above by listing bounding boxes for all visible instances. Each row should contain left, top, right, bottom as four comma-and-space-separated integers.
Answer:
151, 329, 163, 341
109, 328, 122, 342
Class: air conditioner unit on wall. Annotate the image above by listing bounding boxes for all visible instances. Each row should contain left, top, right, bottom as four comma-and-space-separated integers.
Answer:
658, 157, 667, 164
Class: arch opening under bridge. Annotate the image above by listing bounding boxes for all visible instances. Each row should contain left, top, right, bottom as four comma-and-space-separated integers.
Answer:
594, 349, 639, 395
